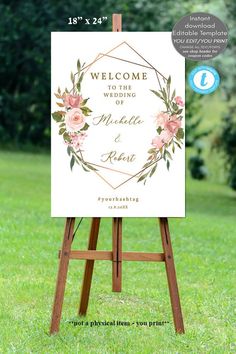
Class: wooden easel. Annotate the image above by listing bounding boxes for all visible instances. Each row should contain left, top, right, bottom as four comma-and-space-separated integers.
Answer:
50, 14, 184, 335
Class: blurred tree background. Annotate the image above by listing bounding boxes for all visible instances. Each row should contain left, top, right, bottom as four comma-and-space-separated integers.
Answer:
0, 0, 235, 189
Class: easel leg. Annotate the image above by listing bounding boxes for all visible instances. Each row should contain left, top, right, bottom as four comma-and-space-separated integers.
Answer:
159, 218, 185, 334
112, 217, 122, 292
50, 217, 75, 334
79, 217, 101, 315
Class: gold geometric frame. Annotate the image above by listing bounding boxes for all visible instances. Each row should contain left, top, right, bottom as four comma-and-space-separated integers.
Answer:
73, 41, 168, 189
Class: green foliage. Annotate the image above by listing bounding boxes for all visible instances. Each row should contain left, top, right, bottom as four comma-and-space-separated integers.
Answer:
102, 0, 192, 32
214, 112, 236, 190
189, 155, 208, 180
189, 141, 208, 180
138, 78, 184, 184
185, 61, 211, 181
185, 87, 211, 147
214, 0, 236, 190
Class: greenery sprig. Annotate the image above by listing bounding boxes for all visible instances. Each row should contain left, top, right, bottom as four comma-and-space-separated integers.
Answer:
52, 59, 96, 173
138, 76, 184, 184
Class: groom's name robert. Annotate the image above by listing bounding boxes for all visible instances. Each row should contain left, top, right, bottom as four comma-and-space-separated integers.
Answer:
90, 72, 147, 80
101, 151, 136, 164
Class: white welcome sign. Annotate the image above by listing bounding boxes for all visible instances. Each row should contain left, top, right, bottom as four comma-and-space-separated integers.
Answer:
51, 32, 185, 217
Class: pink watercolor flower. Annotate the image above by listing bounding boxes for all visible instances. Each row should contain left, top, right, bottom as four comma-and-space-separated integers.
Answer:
174, 96, 184, 107
160, 129, 174, 144
152, 130, 173, 149
152, 136, 164, 149
156, 112, 169, 128
64, 94, 83, 108
164, 115, 181, 134
69, 132, 87, 149
65, 108, 85, 132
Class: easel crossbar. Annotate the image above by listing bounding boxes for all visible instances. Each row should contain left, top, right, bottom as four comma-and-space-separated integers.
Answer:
58, 250, 165, 262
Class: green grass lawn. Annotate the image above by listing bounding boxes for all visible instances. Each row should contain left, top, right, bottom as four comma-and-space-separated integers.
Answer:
0, 151, 235, 353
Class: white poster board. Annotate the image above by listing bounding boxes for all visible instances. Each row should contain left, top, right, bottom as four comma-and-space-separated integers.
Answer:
51, 32, 185, 217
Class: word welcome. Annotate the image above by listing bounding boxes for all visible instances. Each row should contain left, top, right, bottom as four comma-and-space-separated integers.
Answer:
90, 72, 148, 80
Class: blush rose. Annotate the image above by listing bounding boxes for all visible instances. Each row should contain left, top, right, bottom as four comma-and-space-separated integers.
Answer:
164, 115, 181, 134
152, 130, 173, 149
64, 94, 82, 108
156, 112, 169, 128
65, 108, 85, 132
152, 136, 164, 149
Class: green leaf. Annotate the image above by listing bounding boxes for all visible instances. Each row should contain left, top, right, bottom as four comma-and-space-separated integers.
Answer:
81, 98, 89, 106
85, 106, 92, 112
58, 87, 61, 94
76, 82, 81, 92
176, 128, 184, 140
167, 160, 170, 170
80, 123, 89, 131
172, 102, 178, 111
79, 72, 84, 83
77, 59, 81, 73
165, 150, 172, 160
137, 173, 148, 183
175, 140, 182, 149
172, 143, 175, 153
149, 164, 157, 177
81, 106, 92, 116
67, 146, 72, 156
167, 76, 171, 85
163, 150, 166, 161
84, 163, 97, 171
74, 152, 82, 162
52, 112, 63, 122
143, 162, 152, 169
76, 72, 84, 93
81, 164, 90, 172
162, 88, 167, 101
171, 89, 176, 101
70, 71, 74, 83
59, 128, 66, 135
150, 89, 162, 98
167, 78, 170, 96
177, 109, 183, 115
148, 148, 156, 154
70, 155, 75, 170
157, 126, 162, 134
63, 132, 71, 143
